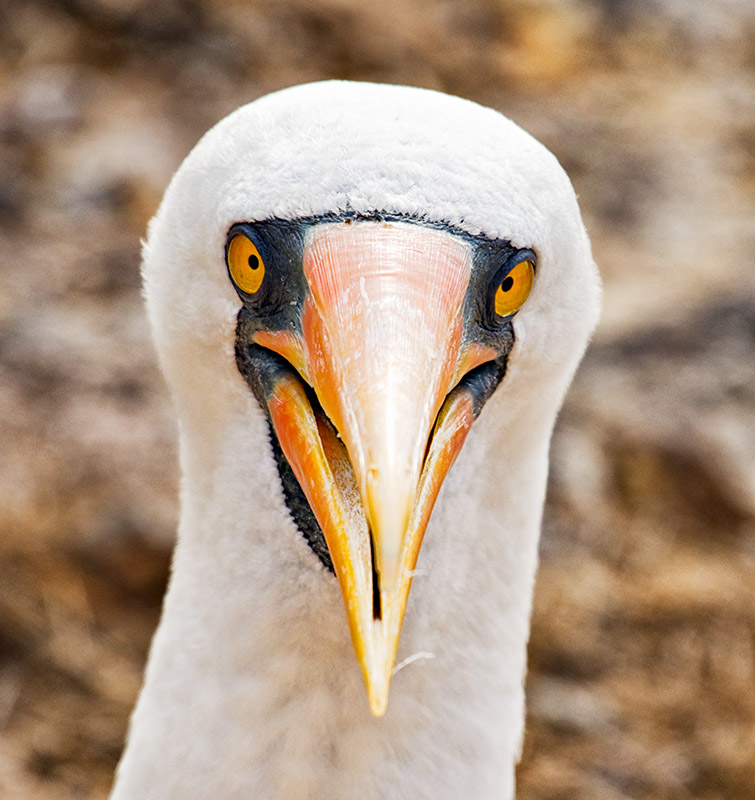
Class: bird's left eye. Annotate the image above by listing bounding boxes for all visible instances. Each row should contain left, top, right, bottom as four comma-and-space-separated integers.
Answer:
227, 233, 266, 295
494, 258, 534, 318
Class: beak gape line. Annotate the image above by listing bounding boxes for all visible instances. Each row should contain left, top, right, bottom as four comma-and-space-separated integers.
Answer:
234, 220, 511, 716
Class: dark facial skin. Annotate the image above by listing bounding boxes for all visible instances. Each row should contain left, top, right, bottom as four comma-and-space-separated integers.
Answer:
230, 212, 535, 571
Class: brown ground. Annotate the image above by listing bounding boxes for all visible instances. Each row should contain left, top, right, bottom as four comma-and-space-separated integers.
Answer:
1, 0, 754, 797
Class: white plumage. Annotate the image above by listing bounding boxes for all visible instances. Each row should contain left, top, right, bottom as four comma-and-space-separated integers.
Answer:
112, 81, 600, 800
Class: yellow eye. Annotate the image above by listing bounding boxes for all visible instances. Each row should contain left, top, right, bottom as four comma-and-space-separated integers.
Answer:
227, 233, 265, 295
494, 259, 534, 318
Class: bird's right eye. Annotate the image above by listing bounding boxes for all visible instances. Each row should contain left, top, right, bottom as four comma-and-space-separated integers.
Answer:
227, 233, 266, 295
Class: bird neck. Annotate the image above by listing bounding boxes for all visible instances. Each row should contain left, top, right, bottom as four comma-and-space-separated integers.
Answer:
112, 386, 552, 800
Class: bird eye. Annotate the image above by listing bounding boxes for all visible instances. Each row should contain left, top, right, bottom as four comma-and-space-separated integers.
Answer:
494, 258, 534, 318
227, 233, 266, 295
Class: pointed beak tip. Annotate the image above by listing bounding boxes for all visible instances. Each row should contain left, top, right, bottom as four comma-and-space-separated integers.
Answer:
369, 696, 388, 718
360, 631, 398, 718
367, 677, 390, 718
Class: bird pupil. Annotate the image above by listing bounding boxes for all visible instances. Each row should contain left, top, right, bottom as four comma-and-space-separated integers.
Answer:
501, 276, 514, 292
248, 254, 259, 270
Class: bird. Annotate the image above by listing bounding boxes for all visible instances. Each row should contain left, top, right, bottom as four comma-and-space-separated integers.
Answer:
110, 80, 601, 800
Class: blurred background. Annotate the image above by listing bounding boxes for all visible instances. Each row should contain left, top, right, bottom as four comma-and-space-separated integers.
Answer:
0, 0, 753, 797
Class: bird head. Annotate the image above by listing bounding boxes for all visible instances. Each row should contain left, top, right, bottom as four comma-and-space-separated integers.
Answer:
142, 81, 600, 716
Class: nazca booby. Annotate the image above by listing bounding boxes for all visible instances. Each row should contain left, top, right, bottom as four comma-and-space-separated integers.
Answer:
112, 81, 600, 800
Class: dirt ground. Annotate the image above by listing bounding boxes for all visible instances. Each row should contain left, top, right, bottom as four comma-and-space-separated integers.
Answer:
0, 0, 753, 797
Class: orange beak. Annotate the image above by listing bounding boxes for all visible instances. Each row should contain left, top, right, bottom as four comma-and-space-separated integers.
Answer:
254, 221, 495, 715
